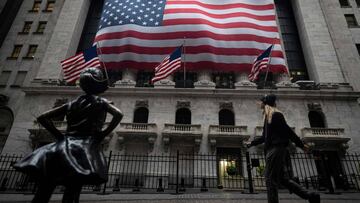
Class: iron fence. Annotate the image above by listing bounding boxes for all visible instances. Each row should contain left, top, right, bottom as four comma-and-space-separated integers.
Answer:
0, 151, 359, 194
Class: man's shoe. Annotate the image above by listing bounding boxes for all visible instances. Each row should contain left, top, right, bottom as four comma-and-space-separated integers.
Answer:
308, 192, 320, 203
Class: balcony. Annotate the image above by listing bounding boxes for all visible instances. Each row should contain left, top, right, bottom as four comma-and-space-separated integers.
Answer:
162, 124, 202, 147
301, 128, 350, 150
116, 123, 157, 147
208, 125, 249, 148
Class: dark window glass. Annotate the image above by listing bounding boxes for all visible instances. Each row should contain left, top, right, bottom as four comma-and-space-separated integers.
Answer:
213, 72, 235, 89
9, 45, 22, 58
21, 21, 33, 33
308, 111, 326, 128
219, 109, 235, 126
36, 22, 47, 33
275, 0, 308, 81
339, 0, 350, 7
30, 1, 41, 12
357, 0, 360, 7
24, 45, 38, 58
176, 108, 191, 124
133, 107, 149, 123
136, 71, 154, 87
174, 72, 197, 88
44, 1, 55, 12
345, 14, 358, 27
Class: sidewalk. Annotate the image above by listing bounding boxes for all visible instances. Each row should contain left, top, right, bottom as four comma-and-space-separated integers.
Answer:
1, 192, 360, 203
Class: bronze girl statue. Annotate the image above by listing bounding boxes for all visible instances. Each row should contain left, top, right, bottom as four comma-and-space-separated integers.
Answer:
14, 68, 123, 203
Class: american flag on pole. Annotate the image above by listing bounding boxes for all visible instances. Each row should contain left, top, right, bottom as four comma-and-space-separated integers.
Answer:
61, 46, 101, 83
151, 46, 182, 83
248, 44, 273, 81
95, 0, 287, 72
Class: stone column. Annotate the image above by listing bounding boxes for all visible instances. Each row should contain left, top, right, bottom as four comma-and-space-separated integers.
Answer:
234, 72, 256, 89
194, 70, 215, 89
154, 75, 175, 88
114, 68, 137, 88
291, 0, 345, 84
317, 0, 360, 91
33, 0, 91, 83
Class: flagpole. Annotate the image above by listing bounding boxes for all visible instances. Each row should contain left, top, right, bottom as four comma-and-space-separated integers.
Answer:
96, 41, 110, 86
183, 37, 186, 88
263, 44, 274, 88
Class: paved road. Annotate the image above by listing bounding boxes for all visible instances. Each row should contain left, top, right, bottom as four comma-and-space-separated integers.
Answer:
1, 192, 360, 203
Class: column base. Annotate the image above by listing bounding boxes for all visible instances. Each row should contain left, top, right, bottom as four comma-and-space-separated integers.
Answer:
235, 81, 257, 89
276, 81, 299, 89
154, 79, 175, 88
114, 79, 136, 88
194, 80, 216, 89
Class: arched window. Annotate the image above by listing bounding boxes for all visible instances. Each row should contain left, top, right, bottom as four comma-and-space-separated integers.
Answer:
0, 107, 14, 153
308, 111, 326, 128
176, 108, 191, 124
133, 107, 149, 123
219, 109, 235, 126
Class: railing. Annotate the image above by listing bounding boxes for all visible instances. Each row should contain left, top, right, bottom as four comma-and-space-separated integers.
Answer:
301, 128, 345, 137
163, 124, 202, 137
209, 125, 247, 135
1, 152, 359, 194
118, 123, 157, 133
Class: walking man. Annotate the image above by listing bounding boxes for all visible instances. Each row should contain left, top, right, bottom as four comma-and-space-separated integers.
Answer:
247, 94, 320, 203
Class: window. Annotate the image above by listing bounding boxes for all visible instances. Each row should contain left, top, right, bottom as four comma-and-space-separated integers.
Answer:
8, 45, 22, 59
356, 44, 360, 56
20, 22, 33, 34
30, 1, 41, 12
345, 14, 359, 27
11, 71, 27, 87
44, 0, 55, 12
24, 45, 38, 59
219, 109, 235, 126
308, 111, 326, 128
339, 0, 350, 7
357, 0, 360, 7
213, 72, 235, 89
175, 108, 191, 124
133, 107, 149, 123
0, 71, 11, 87
174, 72, 197, 88
35, 22, 47, 33
136, 71, 154, 87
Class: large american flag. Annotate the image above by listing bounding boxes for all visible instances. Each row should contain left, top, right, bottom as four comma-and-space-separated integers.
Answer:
95, 0, 287, 73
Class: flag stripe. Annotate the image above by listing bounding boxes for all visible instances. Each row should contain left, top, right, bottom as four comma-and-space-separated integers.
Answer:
99, 45, 284, 58
166, 0, 275, 11
164, 9, 276, 21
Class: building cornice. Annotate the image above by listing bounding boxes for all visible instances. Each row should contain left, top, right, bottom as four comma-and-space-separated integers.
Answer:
22, 85, 360, 101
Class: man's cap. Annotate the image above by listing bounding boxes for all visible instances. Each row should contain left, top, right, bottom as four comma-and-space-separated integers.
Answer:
260, 94, 277, 107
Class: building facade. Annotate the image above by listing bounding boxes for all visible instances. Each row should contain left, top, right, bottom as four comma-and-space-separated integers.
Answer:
1, 0, 360, 192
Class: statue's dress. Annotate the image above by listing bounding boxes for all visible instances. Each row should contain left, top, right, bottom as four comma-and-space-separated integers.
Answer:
14, 95, 108, 185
